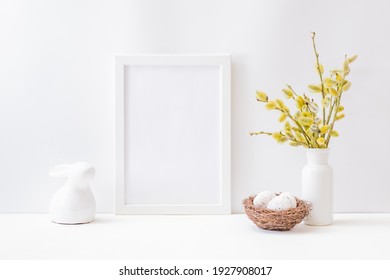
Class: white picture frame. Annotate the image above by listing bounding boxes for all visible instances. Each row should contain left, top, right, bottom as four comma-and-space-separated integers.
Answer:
115, 55, 231, 214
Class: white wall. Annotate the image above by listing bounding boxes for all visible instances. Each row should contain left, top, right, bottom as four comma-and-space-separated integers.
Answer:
0, 0, 389, 213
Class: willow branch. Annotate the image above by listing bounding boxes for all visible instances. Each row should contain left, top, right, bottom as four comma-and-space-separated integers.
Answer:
311, 32, 326, 125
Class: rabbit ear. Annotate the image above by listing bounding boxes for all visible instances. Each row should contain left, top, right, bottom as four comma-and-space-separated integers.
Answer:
49, 164, 71, 178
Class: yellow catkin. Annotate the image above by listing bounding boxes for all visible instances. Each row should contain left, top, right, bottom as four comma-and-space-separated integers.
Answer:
276, 99, 285, 110
343, 61, 350, 75
272, 132, 287, 143
295, 131, 305, 143
316, 137, 325, 146
308, 84, 322, 93
299, 117, 313, 126
320, 125, 329, 134
328, 87, 339, 97
337, 106, 344, 112
330, 130, 339, 137
282, 88, 293, 99
272, 132, 282, 140
289, 141, 300, 147
284, 121, 291, 131
322, 97, 331, 107
347, 55, 358, 63
324, 78, 336, 87
331, 69, 343, 75
279, 113, 287, 122
343, 82, 351, 91
256, 91, 268, 102
296, 97, 304, 110
315, 63, 324, 74
336, 114, 345, 120
285, 131, 294, 138
336, 72, 343, 83
265, 101, 277, 110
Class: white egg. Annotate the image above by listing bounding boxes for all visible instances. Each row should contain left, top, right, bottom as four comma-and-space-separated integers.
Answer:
253, 191, 276, 208
279, 192, 297, 208
267, 195, 295, 211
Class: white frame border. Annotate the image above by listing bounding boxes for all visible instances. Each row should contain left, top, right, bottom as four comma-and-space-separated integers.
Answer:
115, 55, 231, 214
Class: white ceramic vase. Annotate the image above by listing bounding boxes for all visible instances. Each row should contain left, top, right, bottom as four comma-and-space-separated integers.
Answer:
302, 148, 333, 226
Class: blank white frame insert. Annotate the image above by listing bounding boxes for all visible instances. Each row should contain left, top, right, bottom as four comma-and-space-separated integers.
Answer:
116, 55, 231, 214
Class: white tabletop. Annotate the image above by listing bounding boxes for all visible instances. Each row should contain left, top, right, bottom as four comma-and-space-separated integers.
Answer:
1, 214, 389, 259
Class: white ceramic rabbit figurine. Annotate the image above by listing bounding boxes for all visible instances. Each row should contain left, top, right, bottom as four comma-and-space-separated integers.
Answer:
49, 162, 96, 224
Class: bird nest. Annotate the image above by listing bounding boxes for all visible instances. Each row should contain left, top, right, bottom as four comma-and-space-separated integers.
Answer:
242, 195, 312, 231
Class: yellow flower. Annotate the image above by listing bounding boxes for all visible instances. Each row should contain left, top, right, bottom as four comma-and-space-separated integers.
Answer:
285, 131, 294, 138
308, 84, 322, 93
343, 61, 350, 75
315, 63, 324, 74
336, 72, 343, 83
331, 69, 343, 75
320, 125, 329, 134
337, 106, 344, 112
279, 113, 287, 122
282, 88, 293, 99
328, 87, 339, 97
299, 117, 313, 126
256, 91, 268, 102
324, 78, 337, 87
265, 101, 277, 110
306, 128, 314, 137
289, 141, 300, 147
336, 114, 345, 120
330, 130, 339, 137
272, 132, 288, 143
347, 55, 358, 63
316, 137, 325, 146
343, 82, 352, 91
284, 121, 291, 131
276, 99, 286, 110
322, 97, 331, 107
295, 131, 305, 142
296, 96, 305, 110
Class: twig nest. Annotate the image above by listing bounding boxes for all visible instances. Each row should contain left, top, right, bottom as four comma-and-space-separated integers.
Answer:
243, 193, 312, 231
253, 191, 276, 208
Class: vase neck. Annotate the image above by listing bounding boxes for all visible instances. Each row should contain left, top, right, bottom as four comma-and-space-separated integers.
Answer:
306, 149, 329, 165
